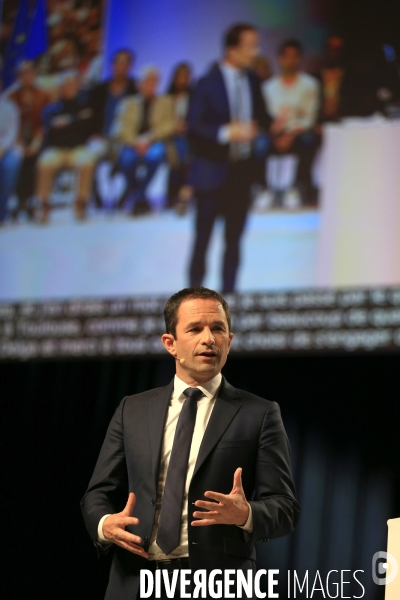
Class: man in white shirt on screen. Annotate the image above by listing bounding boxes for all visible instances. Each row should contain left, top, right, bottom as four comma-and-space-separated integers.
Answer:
263, 39, 319, 208
81, 286, 299, 599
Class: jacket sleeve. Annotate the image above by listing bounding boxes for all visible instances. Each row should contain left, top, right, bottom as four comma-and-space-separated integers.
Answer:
149, 95, 177, 141
251, 72, 272, 132
187, 77, 227, 143
114, 98, 140, 145
80, 396, 129, 553
248, 401, 300, 545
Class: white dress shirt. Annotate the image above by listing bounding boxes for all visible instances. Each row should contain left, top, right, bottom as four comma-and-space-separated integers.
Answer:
174, 94, 190, 120
98, 373, 253, 559
262, 72, 319, 132
219, 62, 252, 123
218, 62, 252, 159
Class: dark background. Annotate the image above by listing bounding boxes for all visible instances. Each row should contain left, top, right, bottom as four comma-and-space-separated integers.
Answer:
335, 0, 400, 51
3, 0, 400, 598
2, 352, 400, 599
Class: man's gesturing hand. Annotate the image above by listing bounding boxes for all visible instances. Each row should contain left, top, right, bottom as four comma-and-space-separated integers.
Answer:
103, 493, 149, 558
191, 467, 250, 527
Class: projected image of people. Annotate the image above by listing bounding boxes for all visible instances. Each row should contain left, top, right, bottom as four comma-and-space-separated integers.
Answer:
1, 0, 400, 303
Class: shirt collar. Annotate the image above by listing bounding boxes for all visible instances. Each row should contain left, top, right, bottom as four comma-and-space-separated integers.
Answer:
220, 61, 244, 78
173, 372, 222, 400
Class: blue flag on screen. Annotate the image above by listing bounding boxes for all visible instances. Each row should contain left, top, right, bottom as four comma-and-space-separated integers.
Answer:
3, 0, 31, 87
26, 0, 48, 60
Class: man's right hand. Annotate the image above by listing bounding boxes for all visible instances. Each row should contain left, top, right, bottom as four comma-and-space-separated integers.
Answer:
102, 492, 149, 558
229, 120, 257, 142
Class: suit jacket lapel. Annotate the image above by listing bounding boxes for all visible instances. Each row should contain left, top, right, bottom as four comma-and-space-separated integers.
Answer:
246, 69, 257, 118
148, 380, 174, 488
213, 65, 231, 122
192, 377, 242, 479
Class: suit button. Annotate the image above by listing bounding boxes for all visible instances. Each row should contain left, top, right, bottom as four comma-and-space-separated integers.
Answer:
144, 537, 148, 544
151, 498, 156, 506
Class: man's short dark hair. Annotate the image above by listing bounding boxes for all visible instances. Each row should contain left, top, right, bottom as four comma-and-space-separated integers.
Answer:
224, 23, 257, 49
164, 287, 231, 338
278, 38, 303, 56
112, 48, 134, 64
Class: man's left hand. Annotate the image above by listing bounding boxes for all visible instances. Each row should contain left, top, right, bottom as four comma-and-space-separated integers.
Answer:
191, 467, 249, 526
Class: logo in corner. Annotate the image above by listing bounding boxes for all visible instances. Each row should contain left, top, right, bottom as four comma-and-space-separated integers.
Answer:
372, 551, 398, 585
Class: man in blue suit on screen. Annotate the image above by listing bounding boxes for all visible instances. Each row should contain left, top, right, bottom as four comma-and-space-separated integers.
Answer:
187, 24, 271, 293
81, 287, 299, 599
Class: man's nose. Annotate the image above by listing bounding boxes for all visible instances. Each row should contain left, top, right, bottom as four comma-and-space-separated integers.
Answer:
201, 327, 215, 345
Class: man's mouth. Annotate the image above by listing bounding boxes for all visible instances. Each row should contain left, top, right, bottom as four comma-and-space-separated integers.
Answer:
197, 351, 217, 358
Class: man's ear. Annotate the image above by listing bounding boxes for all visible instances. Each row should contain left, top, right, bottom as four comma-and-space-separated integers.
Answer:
227, 332, 234, 354
161, 333, 177, 356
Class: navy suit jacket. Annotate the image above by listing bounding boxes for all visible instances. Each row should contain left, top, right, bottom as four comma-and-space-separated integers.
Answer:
187, 64, 270, 191
81, 377, 300, 600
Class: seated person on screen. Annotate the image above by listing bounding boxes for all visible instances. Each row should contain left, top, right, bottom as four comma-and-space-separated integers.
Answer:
114, 66, 176, 216
263, 39, 319, 207
90, 48, 137, 140
89, 49, 137, 208
165, 61, 193, 210
79, 26, 103, 88
315, 36, 345, 126
0, 76, 22, 226
10, 61, 50, 221
42, 18, 80, 76
36, 72, 97, 223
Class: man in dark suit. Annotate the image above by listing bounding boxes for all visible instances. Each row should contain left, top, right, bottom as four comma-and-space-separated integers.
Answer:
81, 287, 299, 599
90, 49, 137, 138
187, 24, 271, 293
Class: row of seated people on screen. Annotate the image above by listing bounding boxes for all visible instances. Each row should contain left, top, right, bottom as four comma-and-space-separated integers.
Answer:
1, 37, 400, 225
0, 53, 191, 224
251, 37, 400, 209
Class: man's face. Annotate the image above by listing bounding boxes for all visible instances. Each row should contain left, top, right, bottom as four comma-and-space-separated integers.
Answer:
112, 53, 132, 79
279, 47, 301, 74
231, 30, 260, 69
60, 76, 79, 100
174, 65, 190, 90
139, 74, 159, 98
163, 298, 233, 384
19, 65, 36, 87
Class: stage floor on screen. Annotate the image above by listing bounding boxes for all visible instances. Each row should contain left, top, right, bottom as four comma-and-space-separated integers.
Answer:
0, 207, 320, 301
